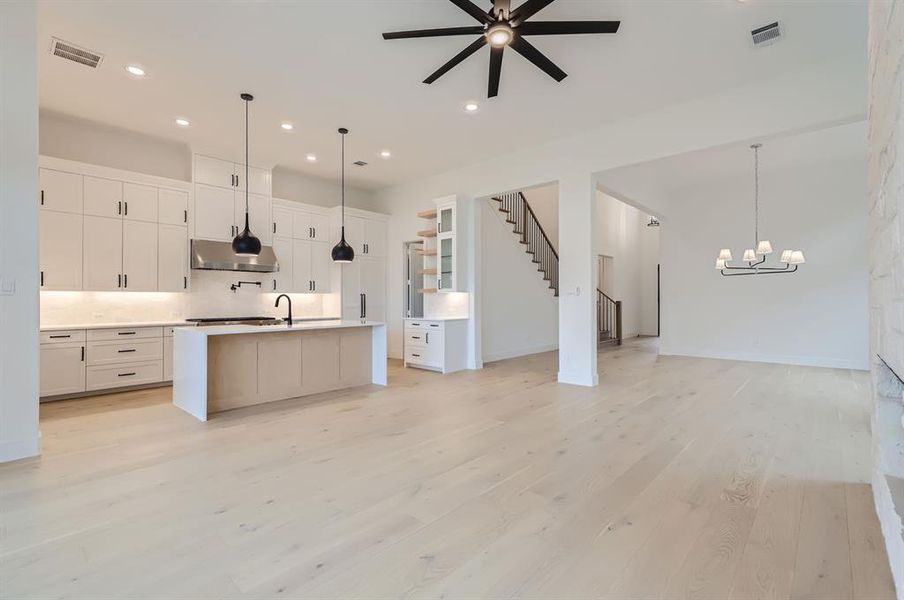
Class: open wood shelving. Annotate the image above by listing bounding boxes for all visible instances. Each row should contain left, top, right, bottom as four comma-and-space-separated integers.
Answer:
417, 209, 437, 219
417, 229, 437, 238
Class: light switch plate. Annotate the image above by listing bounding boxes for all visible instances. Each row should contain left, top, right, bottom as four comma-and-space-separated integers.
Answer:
0, 278, 15, 296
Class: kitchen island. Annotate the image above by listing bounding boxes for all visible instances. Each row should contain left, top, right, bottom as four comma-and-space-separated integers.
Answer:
173, 320, 386, 421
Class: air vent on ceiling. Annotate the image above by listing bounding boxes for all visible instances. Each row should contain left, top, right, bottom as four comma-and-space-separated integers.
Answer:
751, 22, 782, 47
50, 38, 104, 69
353, 160, 368, 167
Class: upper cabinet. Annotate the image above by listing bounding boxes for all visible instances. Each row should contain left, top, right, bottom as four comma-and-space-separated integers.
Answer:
39, 169, 83, 214
269, 199, 335, 294
38, 158, 193, 293
340, 215, 385, 258
436, 197, 458, 293
194, 154, 270, 196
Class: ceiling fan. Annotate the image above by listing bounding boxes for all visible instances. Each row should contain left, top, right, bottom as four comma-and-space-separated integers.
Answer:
382, 0, 620, 98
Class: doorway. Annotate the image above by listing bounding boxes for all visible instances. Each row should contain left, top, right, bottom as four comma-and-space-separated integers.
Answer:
404, 241, 424, 318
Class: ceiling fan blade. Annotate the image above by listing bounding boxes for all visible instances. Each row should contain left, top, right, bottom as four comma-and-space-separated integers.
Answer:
383, 26, 485, 40
518, 21, 621, 35
488, 45, 504, 97
423, 36, 487, 84
509, 36, 566, 82
494, 0, 511, 18
510, 0, 556, 26
449, 0, 494, 23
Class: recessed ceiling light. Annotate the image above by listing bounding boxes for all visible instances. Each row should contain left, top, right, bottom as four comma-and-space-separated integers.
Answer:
380, 150, 392, 159
281, 122, 293, 131
306, 154, 317, 162
125, 64, 146, 77
175, 118, 191, 127
464, 101, 479, 113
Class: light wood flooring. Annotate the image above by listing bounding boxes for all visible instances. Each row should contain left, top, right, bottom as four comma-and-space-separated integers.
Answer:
0, 338, 896, 599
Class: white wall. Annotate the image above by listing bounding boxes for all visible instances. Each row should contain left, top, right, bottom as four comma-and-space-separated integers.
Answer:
595, 192, 659, 339
374, 54, 864, 381
480, 199, 558, 362
655, 157, 868, 369
0, 1, 40, 462
40, 110, 192, 181
522, 183, 558, 251
272, 166, 376, 211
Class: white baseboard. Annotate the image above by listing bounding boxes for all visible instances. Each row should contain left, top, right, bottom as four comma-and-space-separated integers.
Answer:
0, 435, 40, 463
557, 369, 599, 387
483, 343, 558, 364
659, 345, 868, 371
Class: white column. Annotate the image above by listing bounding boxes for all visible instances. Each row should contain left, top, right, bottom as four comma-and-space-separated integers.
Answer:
0, 1, 40, 462
557, 172, 598, 386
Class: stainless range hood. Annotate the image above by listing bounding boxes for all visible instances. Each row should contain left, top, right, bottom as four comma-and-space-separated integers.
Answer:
190, 239, 279, 273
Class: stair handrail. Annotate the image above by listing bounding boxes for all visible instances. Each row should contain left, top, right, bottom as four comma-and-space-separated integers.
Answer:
596, 287, 623, 345
518, 191, 558, 260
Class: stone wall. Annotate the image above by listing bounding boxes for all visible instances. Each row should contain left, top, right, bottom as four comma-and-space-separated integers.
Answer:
869, 0, 904, 595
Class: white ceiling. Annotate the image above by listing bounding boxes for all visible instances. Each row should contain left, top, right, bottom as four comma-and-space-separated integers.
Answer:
37, 0, 865, 190
598, 120, 867, 215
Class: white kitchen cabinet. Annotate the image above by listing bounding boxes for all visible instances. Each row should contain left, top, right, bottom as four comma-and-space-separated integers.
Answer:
163, 336, 174, 381
122, 220, 158, 291
311, 241, 331, 293
39, 168, 82, 214
363, 219, 386, 257
292, 239, 313, 292
83, 216, 123, 291
194, 155, 236, 190
40, 342, 86, 396
237, 165, 271, 196
234, 192, 271, 245
343, 216, 366, 255
309, 213, 330, 242
158, 188, 189, 226
158, 224, 188, 292
272, 207, 294, 239
270, 236, 293, 293
40, 210, 83, 291
436, 199, 458, 292
194, 184, 236, 241
403, 319, 468, 374
341, 256, 385, 320
83, 176, 123, 218
123, 182, 158, 223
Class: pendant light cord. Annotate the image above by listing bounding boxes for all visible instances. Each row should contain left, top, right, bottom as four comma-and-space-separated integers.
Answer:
341, 130, 346, 227
245, 97, 250, 219
753, 144, 759, 246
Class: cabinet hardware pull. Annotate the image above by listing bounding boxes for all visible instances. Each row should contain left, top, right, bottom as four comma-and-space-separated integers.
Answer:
412, 336, 421, 339
426, 332, 429, 343
118, 331, 136, 336
412, 353, 421, 358
363, 293, 366, 319
273, 222, 276, 234
81, 346, 85, 362
118, 274, 122, 288
429, 324, 439, 327
272, 280, 276, 291
118, 349, 136, 353
40, 190, 44, 205
235, 174, 239, 188
184, 276, 187, 290
308, 280, 312, 292
118, 201, 122, 215
312, 227, 316, 238
124, 201, 128, 216
40, 271, 44, 287
49, 335, 70, 339
309, 227, 312, 238
313, 280, 316, 292
124, 273, 128, 288
183, 210, 187, 223
118, 372, 136, 377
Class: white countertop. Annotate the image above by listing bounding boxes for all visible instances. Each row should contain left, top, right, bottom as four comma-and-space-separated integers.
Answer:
179, 319, 384, 337
404, 316, 469, 321
40, 320, 191, 332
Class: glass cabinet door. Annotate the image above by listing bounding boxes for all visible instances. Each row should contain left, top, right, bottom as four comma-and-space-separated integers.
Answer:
438, 206, 453, 234
439, 236, 453, 290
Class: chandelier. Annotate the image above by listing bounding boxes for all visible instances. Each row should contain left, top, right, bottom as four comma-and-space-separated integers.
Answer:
716, 143, 805, 277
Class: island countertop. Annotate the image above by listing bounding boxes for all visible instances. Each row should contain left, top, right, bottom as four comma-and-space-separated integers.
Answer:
180, 319, 383, 337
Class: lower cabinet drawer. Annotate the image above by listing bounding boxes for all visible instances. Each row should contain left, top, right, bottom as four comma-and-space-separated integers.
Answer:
87, 339, 162, 366
405, 345, 442, 368
86, 361, 163, 391
40, 329, 87, 344
87, 327, 164, 342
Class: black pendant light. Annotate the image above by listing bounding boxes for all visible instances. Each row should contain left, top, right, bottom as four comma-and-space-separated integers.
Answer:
232, 92, 262, 256
331, 127, 355, 263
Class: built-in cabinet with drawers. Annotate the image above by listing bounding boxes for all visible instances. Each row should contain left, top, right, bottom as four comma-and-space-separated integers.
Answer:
193, 154, 272, 245
403, 318, 468, 373
38, 160, 190, 292
39, 325, 189, 400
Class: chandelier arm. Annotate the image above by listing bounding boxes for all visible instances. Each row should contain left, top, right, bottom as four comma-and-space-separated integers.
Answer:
719, 264, 798, 277
721, 255, 767, 270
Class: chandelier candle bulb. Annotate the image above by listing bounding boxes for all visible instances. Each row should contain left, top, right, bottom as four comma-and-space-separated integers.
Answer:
756, 240, 773, 254
718, 248, 733, 261
743, 249, 757, 262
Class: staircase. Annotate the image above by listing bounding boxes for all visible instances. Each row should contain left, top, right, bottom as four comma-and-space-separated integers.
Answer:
597, 289, 622, 345
492, 192, 559, 296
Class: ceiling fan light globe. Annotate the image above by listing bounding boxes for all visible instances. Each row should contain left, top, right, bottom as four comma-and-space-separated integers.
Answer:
756, 240, 773, 255
487, 24, 513, 47
718, 248, 733, 261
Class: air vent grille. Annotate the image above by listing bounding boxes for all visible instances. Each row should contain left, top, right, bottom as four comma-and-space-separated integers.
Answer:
353, 160, 368, 167
50, 38, 104, 68
751, 22, 782, 47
